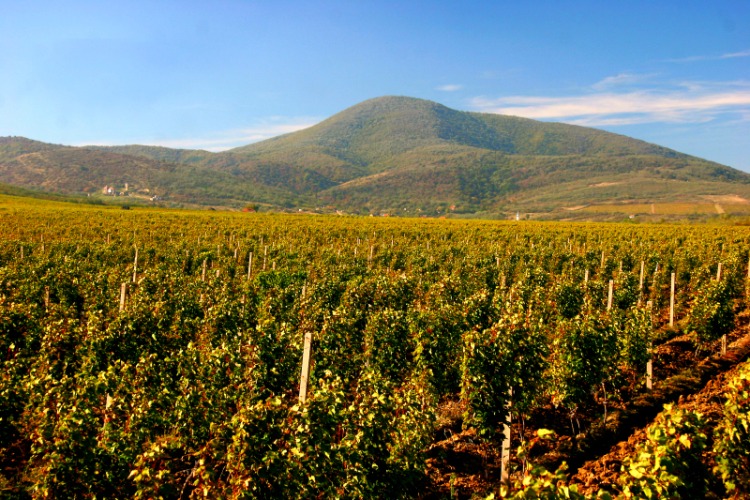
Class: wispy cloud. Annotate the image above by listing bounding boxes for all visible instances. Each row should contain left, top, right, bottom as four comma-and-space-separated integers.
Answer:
721, 49, 750, 59
470, 81, 750, 127
591, 73, 656, 90
436, 84, 463, 92
82, 118, 320, 152
665, 49, 750, 63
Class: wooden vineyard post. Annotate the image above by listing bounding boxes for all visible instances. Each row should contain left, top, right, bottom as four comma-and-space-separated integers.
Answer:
669, 272, 675, 327
646, 300, 653, 389
607, 280, 614, 311
298, 330, 313, 403
368, 245, 374, 266
500, 389, 512, 486
44, 286, 50, 312
263, 246, 268, 271
247, 252, 253, 280
201, 259, 207, 282
584, 269, 589, 284
717, 264, 727, 354
132, 246, 139, 283
639, 260, 645, 289
119, 283, 127, 312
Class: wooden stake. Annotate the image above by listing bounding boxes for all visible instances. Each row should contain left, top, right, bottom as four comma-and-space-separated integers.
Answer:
500, 389, 512, 486
119, 283, 127, 312
669, 272, 675, 327
298, 331, 313, 403
647, 300, 653, 389
44, 286, 50, 311
607, 280, 614, 311
716, 263, 722, 281
132, 247, 139, 283
721, 335, 727, 355
247, 252, 253, 280
639, 261, 645, 290
201, 259, 207, 282
584, 269, 589, 283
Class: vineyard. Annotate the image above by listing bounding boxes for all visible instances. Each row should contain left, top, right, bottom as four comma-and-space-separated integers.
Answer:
1, 196, 749, 498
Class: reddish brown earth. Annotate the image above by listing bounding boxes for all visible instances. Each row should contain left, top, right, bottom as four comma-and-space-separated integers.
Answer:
420, 309, 750, 499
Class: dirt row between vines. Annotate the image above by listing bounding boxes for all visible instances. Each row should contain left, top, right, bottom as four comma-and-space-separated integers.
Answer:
420, 309, 750, 498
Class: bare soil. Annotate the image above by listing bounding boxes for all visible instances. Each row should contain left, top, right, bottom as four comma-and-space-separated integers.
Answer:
419, 309, 750, 499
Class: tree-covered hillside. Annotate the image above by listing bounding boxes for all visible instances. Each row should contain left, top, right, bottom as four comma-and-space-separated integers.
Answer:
1, 96, 749, 216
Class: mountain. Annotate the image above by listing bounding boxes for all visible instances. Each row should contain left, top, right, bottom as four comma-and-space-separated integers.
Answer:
0, 137, 302, 207
2, 96, 750, 216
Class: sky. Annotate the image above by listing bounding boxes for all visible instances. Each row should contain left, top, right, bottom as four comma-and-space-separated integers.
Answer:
1, 1, 749, 170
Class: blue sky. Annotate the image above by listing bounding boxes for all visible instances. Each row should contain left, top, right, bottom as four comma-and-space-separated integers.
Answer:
1, 1, 749, 170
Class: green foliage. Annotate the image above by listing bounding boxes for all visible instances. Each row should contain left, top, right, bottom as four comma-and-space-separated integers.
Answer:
618, 404, 709, 499
686, 280, 735, 345
713, 361, 750, 495
1, 203, 750, 497
555, 281, 585, 319
549, 309, 618, 415
461, 303, 548, 437
618, 305, 653, 374
490, 429, 593, 499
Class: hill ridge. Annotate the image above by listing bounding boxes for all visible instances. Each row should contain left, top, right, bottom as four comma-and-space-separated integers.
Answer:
1, 96, 748, 216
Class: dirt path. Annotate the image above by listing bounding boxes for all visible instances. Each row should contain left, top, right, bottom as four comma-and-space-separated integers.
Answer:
715, 203, 725, 214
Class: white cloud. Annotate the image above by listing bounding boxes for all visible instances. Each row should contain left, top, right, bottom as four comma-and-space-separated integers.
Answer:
469, 81, 750, 127
665, 49, 750, 63
436, 84, 463, 92
81, 118, 320, 151
591, 73, 656, 90
721, 49, 750, 59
